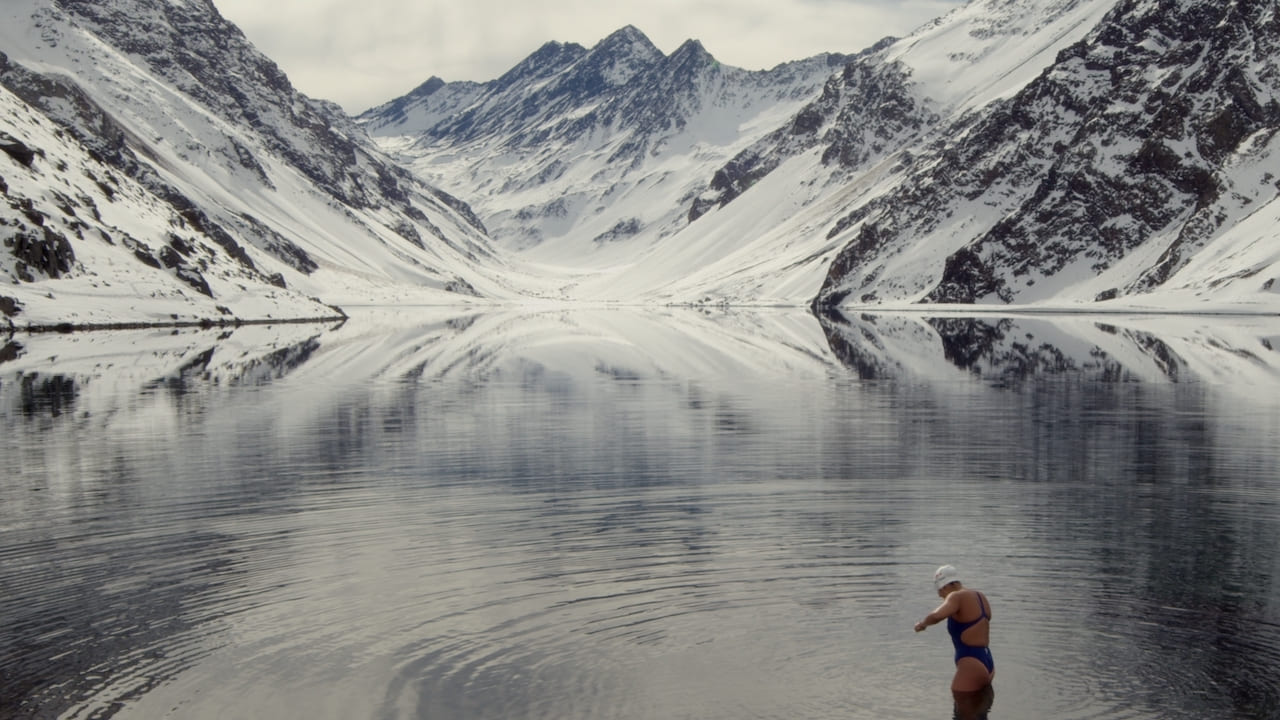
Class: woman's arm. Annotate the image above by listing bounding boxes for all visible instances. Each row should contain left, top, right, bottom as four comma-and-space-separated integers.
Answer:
914, 593, 958, 632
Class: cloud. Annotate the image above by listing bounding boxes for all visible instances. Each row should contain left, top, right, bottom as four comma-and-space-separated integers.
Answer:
214, 0, 962, 113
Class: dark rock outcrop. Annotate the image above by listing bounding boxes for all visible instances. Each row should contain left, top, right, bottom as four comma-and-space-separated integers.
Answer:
815, 0, 1280, 307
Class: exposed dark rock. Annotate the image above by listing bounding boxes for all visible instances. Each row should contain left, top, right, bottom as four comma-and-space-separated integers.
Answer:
158, 244, 182, 269
0, 341, 21, 362
593, 218, 642, 243
0, 130, 37, 167
7, 227, 75, 280
0, 50, 267, 280
690, 152, 777, 222
392, 221, 425, 249
816, 0, 1280, 307
444, 277, 480, 296
690, 50, 920, 222
132, 247, 162, 269
2, 0, 489, 308
173, 203, 254, 270
427, 186, 489, 235
818, 223, 894, 303
236, 213, 317, 274
922, 249, 1006, 304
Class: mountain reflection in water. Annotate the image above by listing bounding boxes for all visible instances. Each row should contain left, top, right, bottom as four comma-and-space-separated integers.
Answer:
817, 309, 1279, 385
2, 309, 1278, 720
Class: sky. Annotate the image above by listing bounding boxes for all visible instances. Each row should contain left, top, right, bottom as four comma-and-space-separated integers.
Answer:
213, 0, 964, 113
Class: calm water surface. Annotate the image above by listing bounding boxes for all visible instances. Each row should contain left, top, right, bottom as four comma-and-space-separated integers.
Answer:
2, 309, 1279, 719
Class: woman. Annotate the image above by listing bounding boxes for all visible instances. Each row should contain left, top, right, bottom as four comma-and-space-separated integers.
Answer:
914, 564, 994, 693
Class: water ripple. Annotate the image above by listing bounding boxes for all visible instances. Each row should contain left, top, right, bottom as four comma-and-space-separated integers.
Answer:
4, 315, 1280, 719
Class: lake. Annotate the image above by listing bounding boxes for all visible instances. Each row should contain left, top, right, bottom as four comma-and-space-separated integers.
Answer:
2, 308, 1279, 719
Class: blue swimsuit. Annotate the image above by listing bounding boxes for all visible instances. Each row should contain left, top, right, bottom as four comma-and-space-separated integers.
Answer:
947, 593, 994, 673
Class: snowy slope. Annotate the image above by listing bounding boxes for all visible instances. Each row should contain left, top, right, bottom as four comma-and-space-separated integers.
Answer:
1, 0, 555, 329
5, 0, 1279, 323
597, 0, 1125, 307
810, 0, 1280, 311
360, 1, 1130, 307
365, 0, 1279, 314
360, 26, 851, 278
663, 0, 1280, 313
883, 0, 1119, 112
1, 80, 340, 328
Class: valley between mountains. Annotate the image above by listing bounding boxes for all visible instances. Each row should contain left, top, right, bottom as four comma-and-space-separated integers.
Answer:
2, 0, 1279, 330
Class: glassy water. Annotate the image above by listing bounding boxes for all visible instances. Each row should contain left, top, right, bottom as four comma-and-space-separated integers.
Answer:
2, 309, 1279, 719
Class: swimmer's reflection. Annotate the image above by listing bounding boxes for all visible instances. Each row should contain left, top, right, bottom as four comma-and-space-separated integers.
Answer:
953, 685, 994, 719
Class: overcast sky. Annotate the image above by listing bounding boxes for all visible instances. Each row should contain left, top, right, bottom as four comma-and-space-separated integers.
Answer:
213, 0, 964, 113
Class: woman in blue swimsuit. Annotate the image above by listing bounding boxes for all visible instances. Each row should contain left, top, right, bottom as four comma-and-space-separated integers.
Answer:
914, 564, 995, 693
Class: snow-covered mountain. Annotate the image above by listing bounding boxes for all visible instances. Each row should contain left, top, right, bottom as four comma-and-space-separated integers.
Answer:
359, 26, 851, 276
4, 0, 1279, 325
813, 0, 1280, 311
1, 0, 546, 330
367, 0, 1280, 312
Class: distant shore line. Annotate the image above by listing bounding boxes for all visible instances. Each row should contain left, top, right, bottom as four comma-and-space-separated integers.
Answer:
7, 300, 1279, 337
6, 314, 348, 336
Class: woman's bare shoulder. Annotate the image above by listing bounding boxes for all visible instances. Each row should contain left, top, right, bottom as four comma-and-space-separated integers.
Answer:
976, 589, 993, 617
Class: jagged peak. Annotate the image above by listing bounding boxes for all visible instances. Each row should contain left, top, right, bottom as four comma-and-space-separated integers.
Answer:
592, 25, 663, 62
664, 38, 718, 75
354, 75, 449, 120
562, 25, 666, 90
407, 76, 446, 99
670, 38, 711, 60
494, 40, 589, 89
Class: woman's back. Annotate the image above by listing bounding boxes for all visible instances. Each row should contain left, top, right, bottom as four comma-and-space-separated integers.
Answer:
947, 589, 991, 648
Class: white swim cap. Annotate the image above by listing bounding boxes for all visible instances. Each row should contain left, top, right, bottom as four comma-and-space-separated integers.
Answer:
934, 564, 961, 590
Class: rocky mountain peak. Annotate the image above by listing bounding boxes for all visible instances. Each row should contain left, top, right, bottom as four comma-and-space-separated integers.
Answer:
658, 39, 719, 85
590, 24, 664, 71
547, 25, 665, 103
669, 38, 712, 63
815, 0, 1280, 308
491, 40, 587, 93
363, 24, 846, 256
407, 76, 447, 100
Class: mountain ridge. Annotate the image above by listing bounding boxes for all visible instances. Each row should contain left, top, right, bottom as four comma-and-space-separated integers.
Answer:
360, 25, 852, 264
365, 0, 1277, 312
814, 0, 1280, 309
4, 0, 1279, 326
1, 0, 544, 329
